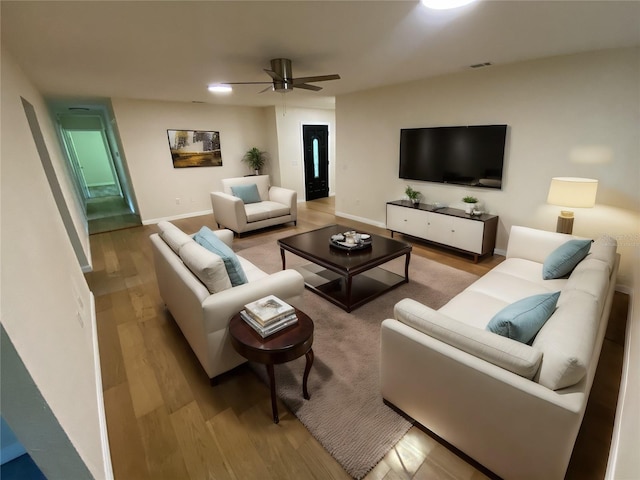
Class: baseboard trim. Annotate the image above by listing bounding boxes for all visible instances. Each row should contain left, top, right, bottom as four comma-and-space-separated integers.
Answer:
91, 292, 114, 480
142, 209, 213, 225
334, 210, 386, 229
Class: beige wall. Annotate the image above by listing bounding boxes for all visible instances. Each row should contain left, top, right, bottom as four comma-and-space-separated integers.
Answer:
1, 47, 110, 478
273, 106, 336, 198
111, 98, 272, 223
335, 47, 639, 288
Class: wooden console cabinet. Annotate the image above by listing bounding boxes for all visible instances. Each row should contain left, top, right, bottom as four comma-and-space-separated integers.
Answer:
386, 200, 498, 262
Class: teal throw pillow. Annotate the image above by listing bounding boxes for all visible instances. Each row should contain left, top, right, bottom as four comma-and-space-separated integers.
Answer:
486, 292, 561, 344
230, 183, 261, 204
193, 227, 248, 287
542, 239, 592, 280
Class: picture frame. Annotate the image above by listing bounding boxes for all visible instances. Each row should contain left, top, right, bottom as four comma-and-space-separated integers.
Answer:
167, 129, 222, 168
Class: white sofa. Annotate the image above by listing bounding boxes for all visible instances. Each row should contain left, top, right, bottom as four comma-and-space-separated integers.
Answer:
380, 226, 619, 480
210, 175, 297, 236
150, 221, 304, 382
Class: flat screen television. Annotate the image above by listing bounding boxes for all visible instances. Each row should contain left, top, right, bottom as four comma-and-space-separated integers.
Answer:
399, 124, 507, 189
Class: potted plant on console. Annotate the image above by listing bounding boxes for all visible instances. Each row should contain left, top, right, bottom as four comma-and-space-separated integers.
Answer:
462, 195, 478, 214
242, 147, 268, 175
405, 186, 421, 206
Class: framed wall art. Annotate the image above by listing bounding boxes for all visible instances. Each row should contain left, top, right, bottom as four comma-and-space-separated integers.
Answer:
167, 130, 222, 168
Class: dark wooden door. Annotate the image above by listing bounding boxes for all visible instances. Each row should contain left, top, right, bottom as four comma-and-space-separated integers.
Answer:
303, 125, 329, 200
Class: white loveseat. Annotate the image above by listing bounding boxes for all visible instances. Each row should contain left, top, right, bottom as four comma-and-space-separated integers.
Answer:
210, 175, 297, 236
150, 221, 304, 382
380, 226, 619, 480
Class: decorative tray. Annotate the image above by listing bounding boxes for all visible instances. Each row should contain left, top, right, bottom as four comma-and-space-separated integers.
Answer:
329, 232, 372, 251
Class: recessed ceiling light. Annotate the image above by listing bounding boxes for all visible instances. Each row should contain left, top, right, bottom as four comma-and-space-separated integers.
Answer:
208, 84, 233, 93
421, 0, 478, 10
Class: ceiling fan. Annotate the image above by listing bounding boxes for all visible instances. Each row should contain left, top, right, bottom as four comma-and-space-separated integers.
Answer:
219, 58, 340, 93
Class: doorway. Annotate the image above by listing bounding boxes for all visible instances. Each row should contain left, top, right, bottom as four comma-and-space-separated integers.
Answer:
302, 124, 329, 201
55, 108, 141, 234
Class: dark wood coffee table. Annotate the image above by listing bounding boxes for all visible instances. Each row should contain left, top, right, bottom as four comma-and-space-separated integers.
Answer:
228, 309, 314, 424
277, 224, 412, 312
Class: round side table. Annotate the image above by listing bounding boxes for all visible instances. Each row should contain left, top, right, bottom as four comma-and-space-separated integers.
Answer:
228, 308, 314, 424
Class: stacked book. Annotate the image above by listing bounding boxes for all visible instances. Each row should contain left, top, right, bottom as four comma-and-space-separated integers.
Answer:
240, 295, 298, 338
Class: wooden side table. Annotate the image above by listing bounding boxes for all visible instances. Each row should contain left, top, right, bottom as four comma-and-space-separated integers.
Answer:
228, 308, 314, 424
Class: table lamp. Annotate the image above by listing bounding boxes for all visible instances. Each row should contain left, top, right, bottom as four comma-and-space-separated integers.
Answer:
547, 177, 598, 234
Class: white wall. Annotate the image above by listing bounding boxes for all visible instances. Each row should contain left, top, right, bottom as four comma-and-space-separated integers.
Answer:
608, 256, 640, 480
273, 106, 336, 199
110, 98, 272, 223
335, 47, 639, 288
1, 47, 110, 478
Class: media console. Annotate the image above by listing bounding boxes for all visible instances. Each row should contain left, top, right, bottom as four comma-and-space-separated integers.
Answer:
386, 200, 498, 263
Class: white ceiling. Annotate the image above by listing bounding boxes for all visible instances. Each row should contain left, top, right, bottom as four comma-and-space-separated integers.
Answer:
2, 1, 639, 109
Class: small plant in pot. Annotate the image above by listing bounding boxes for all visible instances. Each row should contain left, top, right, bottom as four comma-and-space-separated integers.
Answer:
242, 147, 268, 175
462, 195, 478, 214
405, 186, 421, 206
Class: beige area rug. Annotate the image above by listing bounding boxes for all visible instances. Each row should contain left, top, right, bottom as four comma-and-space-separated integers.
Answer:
237, 240, 479, 479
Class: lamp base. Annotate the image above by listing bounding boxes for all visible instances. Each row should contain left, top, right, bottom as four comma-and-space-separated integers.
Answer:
556, 212, 574, 234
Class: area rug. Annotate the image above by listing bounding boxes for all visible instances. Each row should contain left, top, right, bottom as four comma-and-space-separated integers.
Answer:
238, 241, 478, 479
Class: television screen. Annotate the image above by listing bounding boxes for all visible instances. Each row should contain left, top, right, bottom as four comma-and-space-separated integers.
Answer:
399, 125, 507, 189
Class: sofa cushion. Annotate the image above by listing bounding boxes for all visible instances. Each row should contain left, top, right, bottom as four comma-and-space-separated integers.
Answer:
259, 201, 290, 218
532, 290, 600, 390
159, 223, 193, 254
564, 260, 610, 314
230, 183, 261, 204
244, 203, 271, 223
395, 299, 542, 379
179, 241, 232, 293
587, 234, 617, 273
486, 292, 560, 344
542, 239, 592, 279
193, 226, 247, 287
243, 201, 290, 223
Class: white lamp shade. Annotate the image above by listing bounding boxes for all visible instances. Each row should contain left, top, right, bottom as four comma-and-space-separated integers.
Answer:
547, 177, 598, 208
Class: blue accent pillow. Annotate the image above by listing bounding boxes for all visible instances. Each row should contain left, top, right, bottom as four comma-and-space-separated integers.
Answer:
542, 239, 592, 280
230, 183, 261, 204
193, 227, 248, 287
486, 292, 561, 344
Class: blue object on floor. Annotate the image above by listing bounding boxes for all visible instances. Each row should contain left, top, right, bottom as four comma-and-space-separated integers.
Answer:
1, 454, 47, 480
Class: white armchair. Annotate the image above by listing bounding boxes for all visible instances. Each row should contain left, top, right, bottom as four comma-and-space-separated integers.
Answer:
210, 175, 297, 236
150, 222, 304, 382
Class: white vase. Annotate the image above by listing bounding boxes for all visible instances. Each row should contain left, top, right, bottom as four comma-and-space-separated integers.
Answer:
464, 202, 475, 214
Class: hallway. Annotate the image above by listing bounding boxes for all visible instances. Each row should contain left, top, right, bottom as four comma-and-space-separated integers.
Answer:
87, 192, 141, 234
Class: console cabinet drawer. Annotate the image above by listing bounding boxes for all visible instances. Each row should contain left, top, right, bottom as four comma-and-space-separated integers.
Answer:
386, 204, 428, 239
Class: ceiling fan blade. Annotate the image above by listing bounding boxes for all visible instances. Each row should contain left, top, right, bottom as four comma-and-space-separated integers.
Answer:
258, 85, 274, 93
223, 81, 273, 85
264, 69, 283, 81
294, 83, 323, 92
292, 74, 341, 84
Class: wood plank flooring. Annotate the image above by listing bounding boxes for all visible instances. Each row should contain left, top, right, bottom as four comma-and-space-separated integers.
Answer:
86, 197, 627, 479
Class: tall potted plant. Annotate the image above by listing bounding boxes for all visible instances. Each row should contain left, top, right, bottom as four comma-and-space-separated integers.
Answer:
242, 147, 268, 175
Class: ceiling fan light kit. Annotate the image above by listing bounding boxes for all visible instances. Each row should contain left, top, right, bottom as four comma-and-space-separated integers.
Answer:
421, 0, 478, 10
215, 58, 340, 94
208, 84, 233, 93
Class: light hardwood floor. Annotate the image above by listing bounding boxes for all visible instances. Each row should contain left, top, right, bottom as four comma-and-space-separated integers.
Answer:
86, 197, 627, 479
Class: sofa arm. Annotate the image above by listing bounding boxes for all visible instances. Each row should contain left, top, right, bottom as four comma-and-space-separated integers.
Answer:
213, 229, 234, 248
394, 298, 542, 379
210, 191, 247, 232
201, 269, 304, 333
269, 186, 297, 219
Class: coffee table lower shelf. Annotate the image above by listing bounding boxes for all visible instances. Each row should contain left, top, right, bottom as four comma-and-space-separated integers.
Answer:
294, 263, 408, 312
